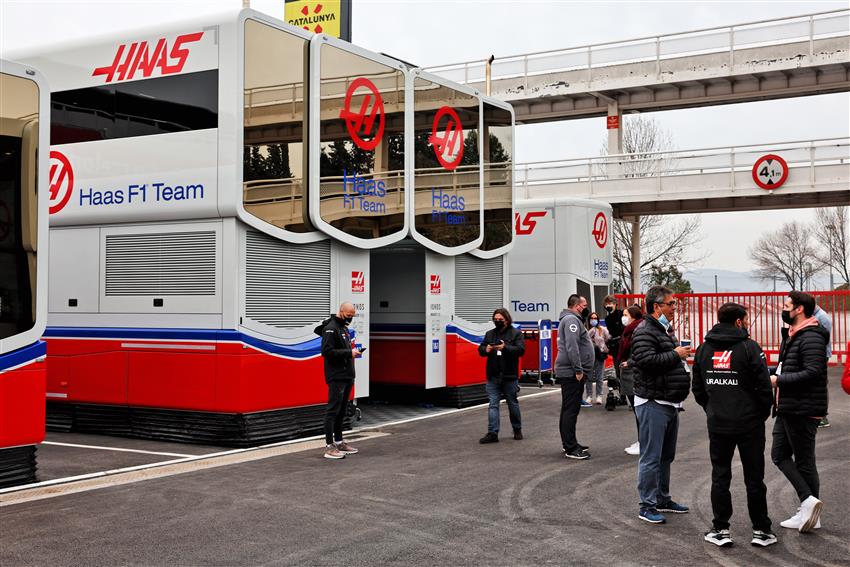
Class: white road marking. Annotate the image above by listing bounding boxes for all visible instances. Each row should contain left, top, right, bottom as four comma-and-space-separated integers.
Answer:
41, 441, 193, 458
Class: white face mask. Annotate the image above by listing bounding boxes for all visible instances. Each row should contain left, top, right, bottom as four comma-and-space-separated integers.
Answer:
622, 315, 631, 326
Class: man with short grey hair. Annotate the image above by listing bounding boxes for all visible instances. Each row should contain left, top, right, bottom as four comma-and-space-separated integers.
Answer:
555, 294, 594, 460
632, 285, 692, 524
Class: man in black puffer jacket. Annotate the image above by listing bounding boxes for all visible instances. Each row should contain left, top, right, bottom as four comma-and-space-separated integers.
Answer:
631, 285, 692, 525
771, 291, 829, 533
478, 308, 525, 443
693, 303, 776, 547
314, 302, 361, 460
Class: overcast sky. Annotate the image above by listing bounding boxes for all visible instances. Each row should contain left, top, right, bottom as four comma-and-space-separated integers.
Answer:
2, 0, 847, 278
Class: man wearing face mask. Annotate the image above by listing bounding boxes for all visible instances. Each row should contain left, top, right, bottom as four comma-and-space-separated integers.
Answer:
631, 285, 691, 524
555, 294, 594, 459
771, 291, 829, 533
315, 302, 361, 460
478, 308, 525, 443
692, 303, 776, 548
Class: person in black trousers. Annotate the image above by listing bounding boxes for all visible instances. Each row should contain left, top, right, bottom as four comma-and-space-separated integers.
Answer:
693, 303, 776, 548
555, 294, 594, 459
770, 291, 829, 533
478, 308, 525, 443
315, 302, 361, 460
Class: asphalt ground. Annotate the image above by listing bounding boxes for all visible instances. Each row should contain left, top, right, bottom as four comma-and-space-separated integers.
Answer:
1, 369, 847, 567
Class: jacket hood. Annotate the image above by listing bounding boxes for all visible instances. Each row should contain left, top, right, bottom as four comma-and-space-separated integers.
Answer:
792, 323, 830, 341
313, 315, 335, 336
704, 323, 749, 346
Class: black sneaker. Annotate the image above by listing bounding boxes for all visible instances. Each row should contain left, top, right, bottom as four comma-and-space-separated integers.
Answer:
564, 448, 590, 460
704, 528, 733, 547
513, 429, 523, 440
479, 432, 499, 444
579, 444, 589, 451
750, 530, 777, 547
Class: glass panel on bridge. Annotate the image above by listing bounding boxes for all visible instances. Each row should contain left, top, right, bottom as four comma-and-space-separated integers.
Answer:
0, 71, 39, 340
479, 102, 513, 252
412, 77, 481, 249
243, 19, 310, 233
317, 43, 406, 240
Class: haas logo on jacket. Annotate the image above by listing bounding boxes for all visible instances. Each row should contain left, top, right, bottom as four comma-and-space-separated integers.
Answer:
712, 351, 733, 370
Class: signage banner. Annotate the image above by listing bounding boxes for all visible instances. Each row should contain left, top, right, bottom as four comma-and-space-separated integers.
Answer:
285, 0, 351, 41
538, 319, 553, 372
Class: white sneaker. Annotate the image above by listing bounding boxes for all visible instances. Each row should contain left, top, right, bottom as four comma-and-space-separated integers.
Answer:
799, 496, 823, 533
781, 507, 822, 530
595, 396, 603, 405
584, 397, 593, 405
624, 441, 640, 455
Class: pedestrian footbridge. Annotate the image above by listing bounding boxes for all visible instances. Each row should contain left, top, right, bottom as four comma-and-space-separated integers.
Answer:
427, 10, 850, 123
517, 138, 850, 217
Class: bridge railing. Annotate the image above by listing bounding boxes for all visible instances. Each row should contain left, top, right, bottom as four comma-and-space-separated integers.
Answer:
615, 291, 850, 364
516, 137, 850, 196
426, 9, 849, 87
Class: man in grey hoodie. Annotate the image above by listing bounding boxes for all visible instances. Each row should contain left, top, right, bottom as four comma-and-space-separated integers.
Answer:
556, 294, 595, 459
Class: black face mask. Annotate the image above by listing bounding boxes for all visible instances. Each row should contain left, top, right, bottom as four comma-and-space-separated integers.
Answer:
493, 320, 505, 329
343, 316, 354, 325
781, 310, 794, 325
605, 306, 614, 313
580, 307, 590, 321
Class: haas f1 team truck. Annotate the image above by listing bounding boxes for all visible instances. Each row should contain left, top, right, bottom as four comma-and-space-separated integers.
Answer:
19, 9, 515, 445
509, 197, 613, 373
0, 60, 50, 487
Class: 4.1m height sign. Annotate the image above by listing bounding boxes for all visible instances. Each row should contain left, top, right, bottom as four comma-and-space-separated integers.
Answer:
752, 154, 789, 190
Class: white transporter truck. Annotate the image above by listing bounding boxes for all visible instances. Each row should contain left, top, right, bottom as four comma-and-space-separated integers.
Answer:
508, 197, 613, 372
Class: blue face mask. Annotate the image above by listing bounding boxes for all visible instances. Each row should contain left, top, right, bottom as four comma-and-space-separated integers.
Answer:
590, 319, 598, 327
658, 314, 670, 328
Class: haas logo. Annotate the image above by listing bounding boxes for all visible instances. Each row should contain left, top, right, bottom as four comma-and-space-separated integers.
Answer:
712, 351, 733, 370
351, 271, 365, 293
429, 274, 441, 295
93, 32, 204, 83
514, 211, 547, 235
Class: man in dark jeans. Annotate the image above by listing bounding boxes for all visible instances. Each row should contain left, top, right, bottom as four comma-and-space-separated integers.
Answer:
315, 302, 361, 460
478, 308, 525, 443
631, 285, 692, 525
693, 303, 776, 548
555, 294, 594, 460
771, 291, 829, 533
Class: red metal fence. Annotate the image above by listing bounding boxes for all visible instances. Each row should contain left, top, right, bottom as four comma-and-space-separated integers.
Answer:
614, 291, 850, 365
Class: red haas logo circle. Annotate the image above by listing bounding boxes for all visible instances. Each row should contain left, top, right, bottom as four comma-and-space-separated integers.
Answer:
592, 212, 608, 248
351, 271, 365, 293
429, 274, 441, 295
92, 32, 204, 83
339, 78, 385, 152
49, 151, 75, 215
429, 106, 465, 171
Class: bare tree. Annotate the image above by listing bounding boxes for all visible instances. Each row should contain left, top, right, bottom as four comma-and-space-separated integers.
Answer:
612, 215, 704, 293
603, 116, 702, 293
750, 221, 824, 290
811, 206, 849, 287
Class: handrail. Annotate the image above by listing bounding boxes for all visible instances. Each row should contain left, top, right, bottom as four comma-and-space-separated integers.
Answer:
516, 138, 849, 168
425, 9, 849, 82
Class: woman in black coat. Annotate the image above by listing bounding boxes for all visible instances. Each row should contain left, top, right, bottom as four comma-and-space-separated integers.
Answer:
478, 308, 525, 444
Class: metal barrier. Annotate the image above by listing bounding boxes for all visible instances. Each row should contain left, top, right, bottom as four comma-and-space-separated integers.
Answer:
426, 9, 849, 87
615, 291, 850, 364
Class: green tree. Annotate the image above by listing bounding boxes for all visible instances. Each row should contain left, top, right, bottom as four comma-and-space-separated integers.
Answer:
646, 264, 693, 294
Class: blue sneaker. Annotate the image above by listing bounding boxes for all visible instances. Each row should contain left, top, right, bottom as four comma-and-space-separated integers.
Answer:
580, 400, 593, 408
657, 501, 689, 514
639, 509, 666, 524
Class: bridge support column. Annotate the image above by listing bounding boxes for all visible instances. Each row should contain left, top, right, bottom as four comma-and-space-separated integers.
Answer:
607, 101, 622, 178
631, 216, 640, 294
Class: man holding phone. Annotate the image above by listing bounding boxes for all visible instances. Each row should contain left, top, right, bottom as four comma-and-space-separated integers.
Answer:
478, 308, 525, 443
631, 285, 692, 524
315, 302, 362, 460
